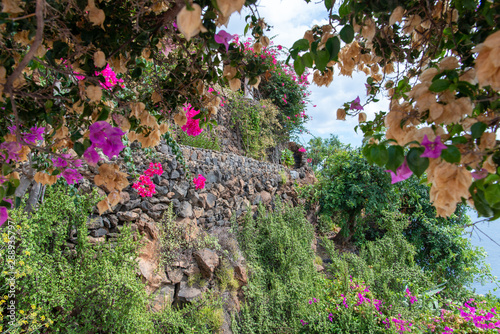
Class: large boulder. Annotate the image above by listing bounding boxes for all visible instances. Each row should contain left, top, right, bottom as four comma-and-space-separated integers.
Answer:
193, 248, 219, 278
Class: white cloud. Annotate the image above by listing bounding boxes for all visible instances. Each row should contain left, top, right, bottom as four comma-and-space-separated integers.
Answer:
226, 1, 391, 147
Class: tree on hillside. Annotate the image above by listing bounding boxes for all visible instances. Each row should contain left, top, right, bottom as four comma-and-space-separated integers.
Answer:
315, 147, 394, 245
288, 0, 500, 219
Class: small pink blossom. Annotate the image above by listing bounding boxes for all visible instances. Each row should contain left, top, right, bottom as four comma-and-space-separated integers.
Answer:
420, 135, 447, 159
386, 159, 413, 184
472, 169, 488, 180
350, 96, 363, 111
214, 30, 238, 53
298, 147, 306, 153
193, 174, 206, 190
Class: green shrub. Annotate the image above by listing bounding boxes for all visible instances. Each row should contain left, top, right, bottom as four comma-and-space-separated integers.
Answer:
233, 201, 320, 333
175, 127, 220, 151
280, 148, 295, 168
152, 291, 225, 334
229, 95, 281, 160
0, 184, 153, 333
158, 203, 220, 268
323, 210, 432, 314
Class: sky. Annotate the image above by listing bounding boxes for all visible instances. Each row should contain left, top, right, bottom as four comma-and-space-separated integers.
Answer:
226, 0, 389, 147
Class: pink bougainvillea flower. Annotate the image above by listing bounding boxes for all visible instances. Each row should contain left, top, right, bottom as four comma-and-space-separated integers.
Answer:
182, 104, 204, 137
0, 141, 22, 163
298, 147, 306, 153
133, 174, 156, 197
96, 64, 125, 90
83, 145, 100, 166
420, 135, 447, 159
307, 158, 312, 163
89, 121, 111, 145
300, 320, 308, 326
144, 162, 163, 177
350, 96, 363, 111
60, 168, 83, 185
0, 207, 8, 227
88, 121, 125, 160
52, 156, 69, 168
23, 126, 45, 144
277, 45, 282, 50
0, 198, 13, 227
193, 174, 206, 190
386, 159, 413, 184
214, 30, 238, 53
472, 169, 488, 180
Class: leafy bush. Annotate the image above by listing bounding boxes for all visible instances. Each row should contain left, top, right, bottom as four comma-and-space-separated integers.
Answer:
158, 203, 220, 268
0, 184, 153, 333
229, 95, 281, 160
314, 147, 395, 245
152, 291, 225, 334
257, 61, 310, 140
323, 210, 432, 313
280, 148, 295, 168
233, 201, 320, 333
175, 127, 220, 151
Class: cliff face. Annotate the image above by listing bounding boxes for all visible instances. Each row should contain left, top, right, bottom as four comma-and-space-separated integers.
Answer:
74, 141, 316, 332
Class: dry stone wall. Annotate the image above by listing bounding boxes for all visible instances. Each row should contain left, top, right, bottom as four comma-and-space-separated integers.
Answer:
74, 141, 316, 331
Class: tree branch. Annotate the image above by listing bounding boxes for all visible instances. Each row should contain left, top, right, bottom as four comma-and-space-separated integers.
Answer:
4, 0, 45, 96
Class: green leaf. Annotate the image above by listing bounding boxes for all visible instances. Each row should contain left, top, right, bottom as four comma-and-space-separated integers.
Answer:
386, 145, 405, 172
53, 41, 69, 59
70, 131, 83, 142
441, 145, 461, 163
325, 37, 340, 61
370, 145, 389, 167
485, 184, 500, 206
362, 144, 373, 164
131, 67, 142, 79
339, 25, 354, 44
97, 106, 110, 121
471, 122, 487, 139
302, 52, 314, 68
407, 147, 429, 177
428, 79, 450, 92
291, 39, 310, 52
294, 57, 305, 76
244, 24, 249, 36
315, 50, 330, 71
472, 187, 494, 217
2, 164, 12, 176
451, 136, 468, 144
325, 0, 334, 9
74, 142, 85, 156
339, 1, 350, 17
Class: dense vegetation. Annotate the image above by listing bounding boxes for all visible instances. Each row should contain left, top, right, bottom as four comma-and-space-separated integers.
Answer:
1, 0, 499, 332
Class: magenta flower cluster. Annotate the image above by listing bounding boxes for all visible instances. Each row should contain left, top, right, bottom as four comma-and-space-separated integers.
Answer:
52, 153, 84, 185
1, 126, 45, 163
405, 288, 417, 305
386, 158, 413, 184
193, 174, 206, 190
0, 198, 13, 226
132, 163, 163, 197
84, 121, 125, 165
181, 104, 203, 137
95, 64, 125, 90
214, 30, 238, 53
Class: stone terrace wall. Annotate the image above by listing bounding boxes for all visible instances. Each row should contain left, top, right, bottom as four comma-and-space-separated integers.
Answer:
74, 141, 316, 330
79, 142, 312, 234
